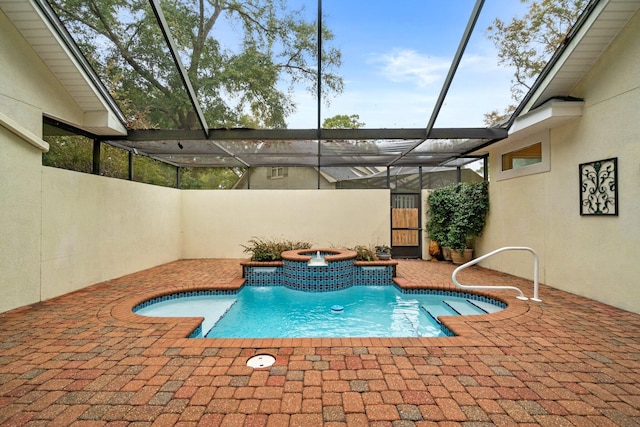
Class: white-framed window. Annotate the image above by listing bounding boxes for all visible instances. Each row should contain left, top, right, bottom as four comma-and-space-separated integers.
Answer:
502, 142, 542, 171
268, 166, 287, 179
494, 131, 550, 181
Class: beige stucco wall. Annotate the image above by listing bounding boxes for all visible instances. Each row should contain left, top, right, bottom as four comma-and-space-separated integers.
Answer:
181, 190, 390, 258
0, 126, 44, 313
478, 12, 640, 313
40, 168, 182, 300
0, 10, 83, 313
1, 11, 182, 312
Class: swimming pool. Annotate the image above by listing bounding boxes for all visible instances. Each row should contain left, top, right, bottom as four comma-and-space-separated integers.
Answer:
134, 285, 505, 338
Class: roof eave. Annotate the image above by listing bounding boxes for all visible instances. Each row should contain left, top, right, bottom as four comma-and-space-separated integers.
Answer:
508, 0, 639, 128
509, 99, 584, 139
24, 0, 128, 135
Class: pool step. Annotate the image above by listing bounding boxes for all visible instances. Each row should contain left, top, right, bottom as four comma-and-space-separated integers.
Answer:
467, 299, 503, 313
422, 298, 501, 324
421, 304, 456, 324
444, 299, 487, 316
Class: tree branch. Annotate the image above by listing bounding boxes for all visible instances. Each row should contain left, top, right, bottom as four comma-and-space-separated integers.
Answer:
190, 0, 222, 75
84, 0, 171, 97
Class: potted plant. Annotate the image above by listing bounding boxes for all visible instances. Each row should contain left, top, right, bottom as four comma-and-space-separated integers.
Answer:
375, 245, 392, 260
426, 181, 489, 264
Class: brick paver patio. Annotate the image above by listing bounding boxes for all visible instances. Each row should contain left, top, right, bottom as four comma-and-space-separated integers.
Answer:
1, 259, 639, 426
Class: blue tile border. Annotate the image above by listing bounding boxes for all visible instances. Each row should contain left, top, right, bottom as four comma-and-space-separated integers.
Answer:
245, 265, 284, 286
132, 289, 238, 312
244, 262, 395, 291
188, 324, 203, 338
282, 259, 355, 291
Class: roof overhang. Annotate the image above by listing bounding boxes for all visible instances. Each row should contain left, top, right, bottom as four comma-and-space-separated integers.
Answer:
467, 98, 583, 157
1, 0, 127, 136
509, 99, 584, 139
513, 0, 640, 119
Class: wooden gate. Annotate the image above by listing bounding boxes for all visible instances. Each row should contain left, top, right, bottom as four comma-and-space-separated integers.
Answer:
391, 194, 421, 258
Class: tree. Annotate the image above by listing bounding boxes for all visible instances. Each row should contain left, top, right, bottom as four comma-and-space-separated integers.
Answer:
180, 167, 243, 189
52, 0, 343, 130
42, 134, 183, 186
484, 0, 587, 125
322, 114, 365, 129
42, 135, 93, 174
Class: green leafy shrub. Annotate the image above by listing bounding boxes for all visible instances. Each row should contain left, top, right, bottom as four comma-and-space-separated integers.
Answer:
426, 181, 489, 254
242, 237, 312, 261
425, 185, 457, 248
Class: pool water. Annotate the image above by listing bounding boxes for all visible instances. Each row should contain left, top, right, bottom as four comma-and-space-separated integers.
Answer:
208, 286, 443, 338
135, 285, 504, 338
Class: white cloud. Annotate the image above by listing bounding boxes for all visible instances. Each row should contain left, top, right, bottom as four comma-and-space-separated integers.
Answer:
285, 44, 518, 129
458, 53, 495, 71
370, 49, 450, 88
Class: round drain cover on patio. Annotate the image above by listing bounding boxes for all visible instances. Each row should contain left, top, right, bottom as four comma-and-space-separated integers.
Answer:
246, 354, 275, 368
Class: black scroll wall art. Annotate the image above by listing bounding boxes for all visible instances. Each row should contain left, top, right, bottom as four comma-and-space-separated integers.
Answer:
579, 157, 618, 216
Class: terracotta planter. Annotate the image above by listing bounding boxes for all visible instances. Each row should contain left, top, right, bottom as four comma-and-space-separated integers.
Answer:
450, 248, 473, 265
442, 246, 452, 261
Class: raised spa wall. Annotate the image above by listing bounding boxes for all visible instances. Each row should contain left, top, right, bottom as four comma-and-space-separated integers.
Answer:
241, 248, 398, 291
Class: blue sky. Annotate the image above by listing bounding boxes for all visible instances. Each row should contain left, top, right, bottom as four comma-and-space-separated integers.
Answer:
284, 0, 530, 129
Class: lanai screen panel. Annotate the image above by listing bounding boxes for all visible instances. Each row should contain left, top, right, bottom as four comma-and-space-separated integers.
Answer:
102, 134, 498, 168
43, 0, 525, 169
320, 139, 419, 167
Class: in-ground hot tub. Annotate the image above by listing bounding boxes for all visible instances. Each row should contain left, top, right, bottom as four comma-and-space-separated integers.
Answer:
241, 247, 398, 289
281, 248, 357, 291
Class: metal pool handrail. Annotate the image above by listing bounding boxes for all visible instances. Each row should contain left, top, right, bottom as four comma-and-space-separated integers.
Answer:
451, 246, 541, 302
